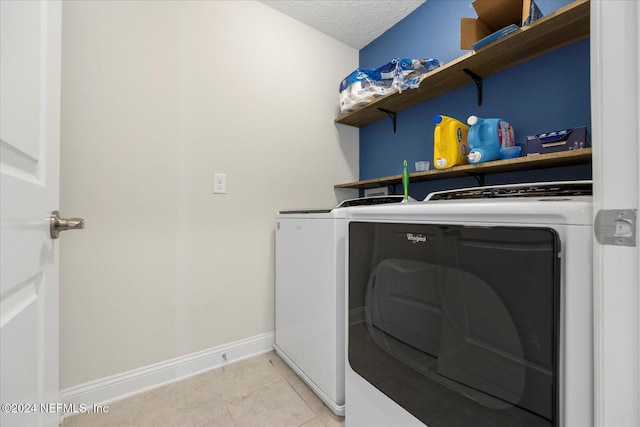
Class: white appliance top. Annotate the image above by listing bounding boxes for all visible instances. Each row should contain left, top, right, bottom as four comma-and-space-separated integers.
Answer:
424, 180, 592, 201
348, 181, 593, 226
336, 195, 409, 207
277, 195, 409, 217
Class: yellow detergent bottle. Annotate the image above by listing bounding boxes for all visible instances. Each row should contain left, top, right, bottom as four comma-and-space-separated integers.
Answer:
433, 115, 470, 169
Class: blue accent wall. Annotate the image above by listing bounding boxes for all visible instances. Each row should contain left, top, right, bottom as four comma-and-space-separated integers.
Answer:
357, 0, 591, 199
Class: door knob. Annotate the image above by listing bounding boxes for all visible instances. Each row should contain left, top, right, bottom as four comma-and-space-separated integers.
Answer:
50, 210, 85, 239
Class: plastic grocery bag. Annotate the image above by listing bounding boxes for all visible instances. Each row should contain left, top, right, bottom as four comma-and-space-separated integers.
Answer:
339, 58, 440, 113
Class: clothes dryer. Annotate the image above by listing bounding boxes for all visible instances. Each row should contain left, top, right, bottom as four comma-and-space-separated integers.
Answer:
275, 196, 406, 415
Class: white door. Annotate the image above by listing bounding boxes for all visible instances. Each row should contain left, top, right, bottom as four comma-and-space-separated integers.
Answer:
1, 1, 62, 426
591, 1, 640, 426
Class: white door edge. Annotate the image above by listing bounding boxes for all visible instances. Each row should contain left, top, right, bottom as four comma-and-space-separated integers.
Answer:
591, 1, 640, 426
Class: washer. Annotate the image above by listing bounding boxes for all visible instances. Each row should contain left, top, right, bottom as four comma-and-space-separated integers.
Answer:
274, 196, 406, 415
345, 181, 594, 427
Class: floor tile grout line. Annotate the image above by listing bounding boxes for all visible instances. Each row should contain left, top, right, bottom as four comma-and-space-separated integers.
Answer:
298, 415, 323, 427
224, 403, 238, 427
280, 373, 325, 422
272, 361, 345, 426
264, 356, 321, 418
61, 352, 343, 427
260, 359, 321, 427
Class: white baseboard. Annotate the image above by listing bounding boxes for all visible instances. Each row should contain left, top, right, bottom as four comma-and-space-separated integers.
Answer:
60, 331, 274, 416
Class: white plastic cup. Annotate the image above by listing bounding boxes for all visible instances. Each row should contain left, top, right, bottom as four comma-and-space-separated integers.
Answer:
415, 161, 430, 171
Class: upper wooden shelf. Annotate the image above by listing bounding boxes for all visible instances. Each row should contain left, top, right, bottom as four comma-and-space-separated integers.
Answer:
335, 0, 590, 128
335, 148, 592, 189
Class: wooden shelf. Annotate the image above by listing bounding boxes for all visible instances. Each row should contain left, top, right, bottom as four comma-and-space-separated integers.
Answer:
335, 149, 592, 189
335, 0, 590, 128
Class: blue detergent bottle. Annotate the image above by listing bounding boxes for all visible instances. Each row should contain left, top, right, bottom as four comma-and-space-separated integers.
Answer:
466, 115, 515, 164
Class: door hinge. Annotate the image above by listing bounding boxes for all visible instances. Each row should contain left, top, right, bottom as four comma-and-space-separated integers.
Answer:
594, 209, 636, 247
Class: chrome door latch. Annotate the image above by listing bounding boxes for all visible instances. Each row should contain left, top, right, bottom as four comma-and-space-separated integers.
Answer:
50, 211, 85, 239
595, 209, 636, 247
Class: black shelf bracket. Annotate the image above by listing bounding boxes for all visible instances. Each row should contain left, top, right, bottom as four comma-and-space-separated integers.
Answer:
463, 68, 483, 106
468, 173, 485, 186
378, 108, 397, 133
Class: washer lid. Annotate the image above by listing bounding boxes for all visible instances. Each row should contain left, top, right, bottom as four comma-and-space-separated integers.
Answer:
277, 209, 332, 214
425, 180, 592, 201
337, 195, 409, 207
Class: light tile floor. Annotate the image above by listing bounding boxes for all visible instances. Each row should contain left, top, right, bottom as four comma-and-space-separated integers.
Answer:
62, 351, 344, 427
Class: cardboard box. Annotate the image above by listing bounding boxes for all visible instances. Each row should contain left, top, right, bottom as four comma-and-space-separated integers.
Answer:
525, 126, 590, 156
460, 0, 543, 50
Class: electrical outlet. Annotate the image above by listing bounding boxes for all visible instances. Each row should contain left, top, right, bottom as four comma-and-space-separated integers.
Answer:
213, 173, 227, 194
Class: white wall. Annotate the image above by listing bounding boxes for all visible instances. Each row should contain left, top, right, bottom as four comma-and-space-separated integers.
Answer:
60, 0, 358, 389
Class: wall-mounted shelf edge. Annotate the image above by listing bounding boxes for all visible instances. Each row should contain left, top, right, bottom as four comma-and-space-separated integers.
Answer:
335, 149, 592, 189
334, 0, 590, 128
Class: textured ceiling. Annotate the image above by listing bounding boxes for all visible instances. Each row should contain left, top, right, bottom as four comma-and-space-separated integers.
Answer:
259, 0, 426, 49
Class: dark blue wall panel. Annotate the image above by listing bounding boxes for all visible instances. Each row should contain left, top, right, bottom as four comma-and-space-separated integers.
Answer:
356, 0, 591, 198
360, 0, 475, 67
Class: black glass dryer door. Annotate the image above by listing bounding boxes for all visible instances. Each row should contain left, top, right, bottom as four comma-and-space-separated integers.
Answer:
348, 222, 559, 427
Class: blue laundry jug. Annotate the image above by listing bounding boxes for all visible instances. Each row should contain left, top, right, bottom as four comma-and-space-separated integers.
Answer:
466, 115, 515, 164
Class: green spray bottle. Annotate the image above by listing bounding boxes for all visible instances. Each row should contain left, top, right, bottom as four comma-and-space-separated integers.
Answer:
402, 160, 409, 201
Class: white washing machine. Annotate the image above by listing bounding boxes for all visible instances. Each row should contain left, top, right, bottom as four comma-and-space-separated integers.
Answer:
345, 181, 594, 427
274, 196, 406, 416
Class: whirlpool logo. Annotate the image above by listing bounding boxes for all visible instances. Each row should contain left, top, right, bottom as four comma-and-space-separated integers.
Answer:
406, 233, 427, 244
